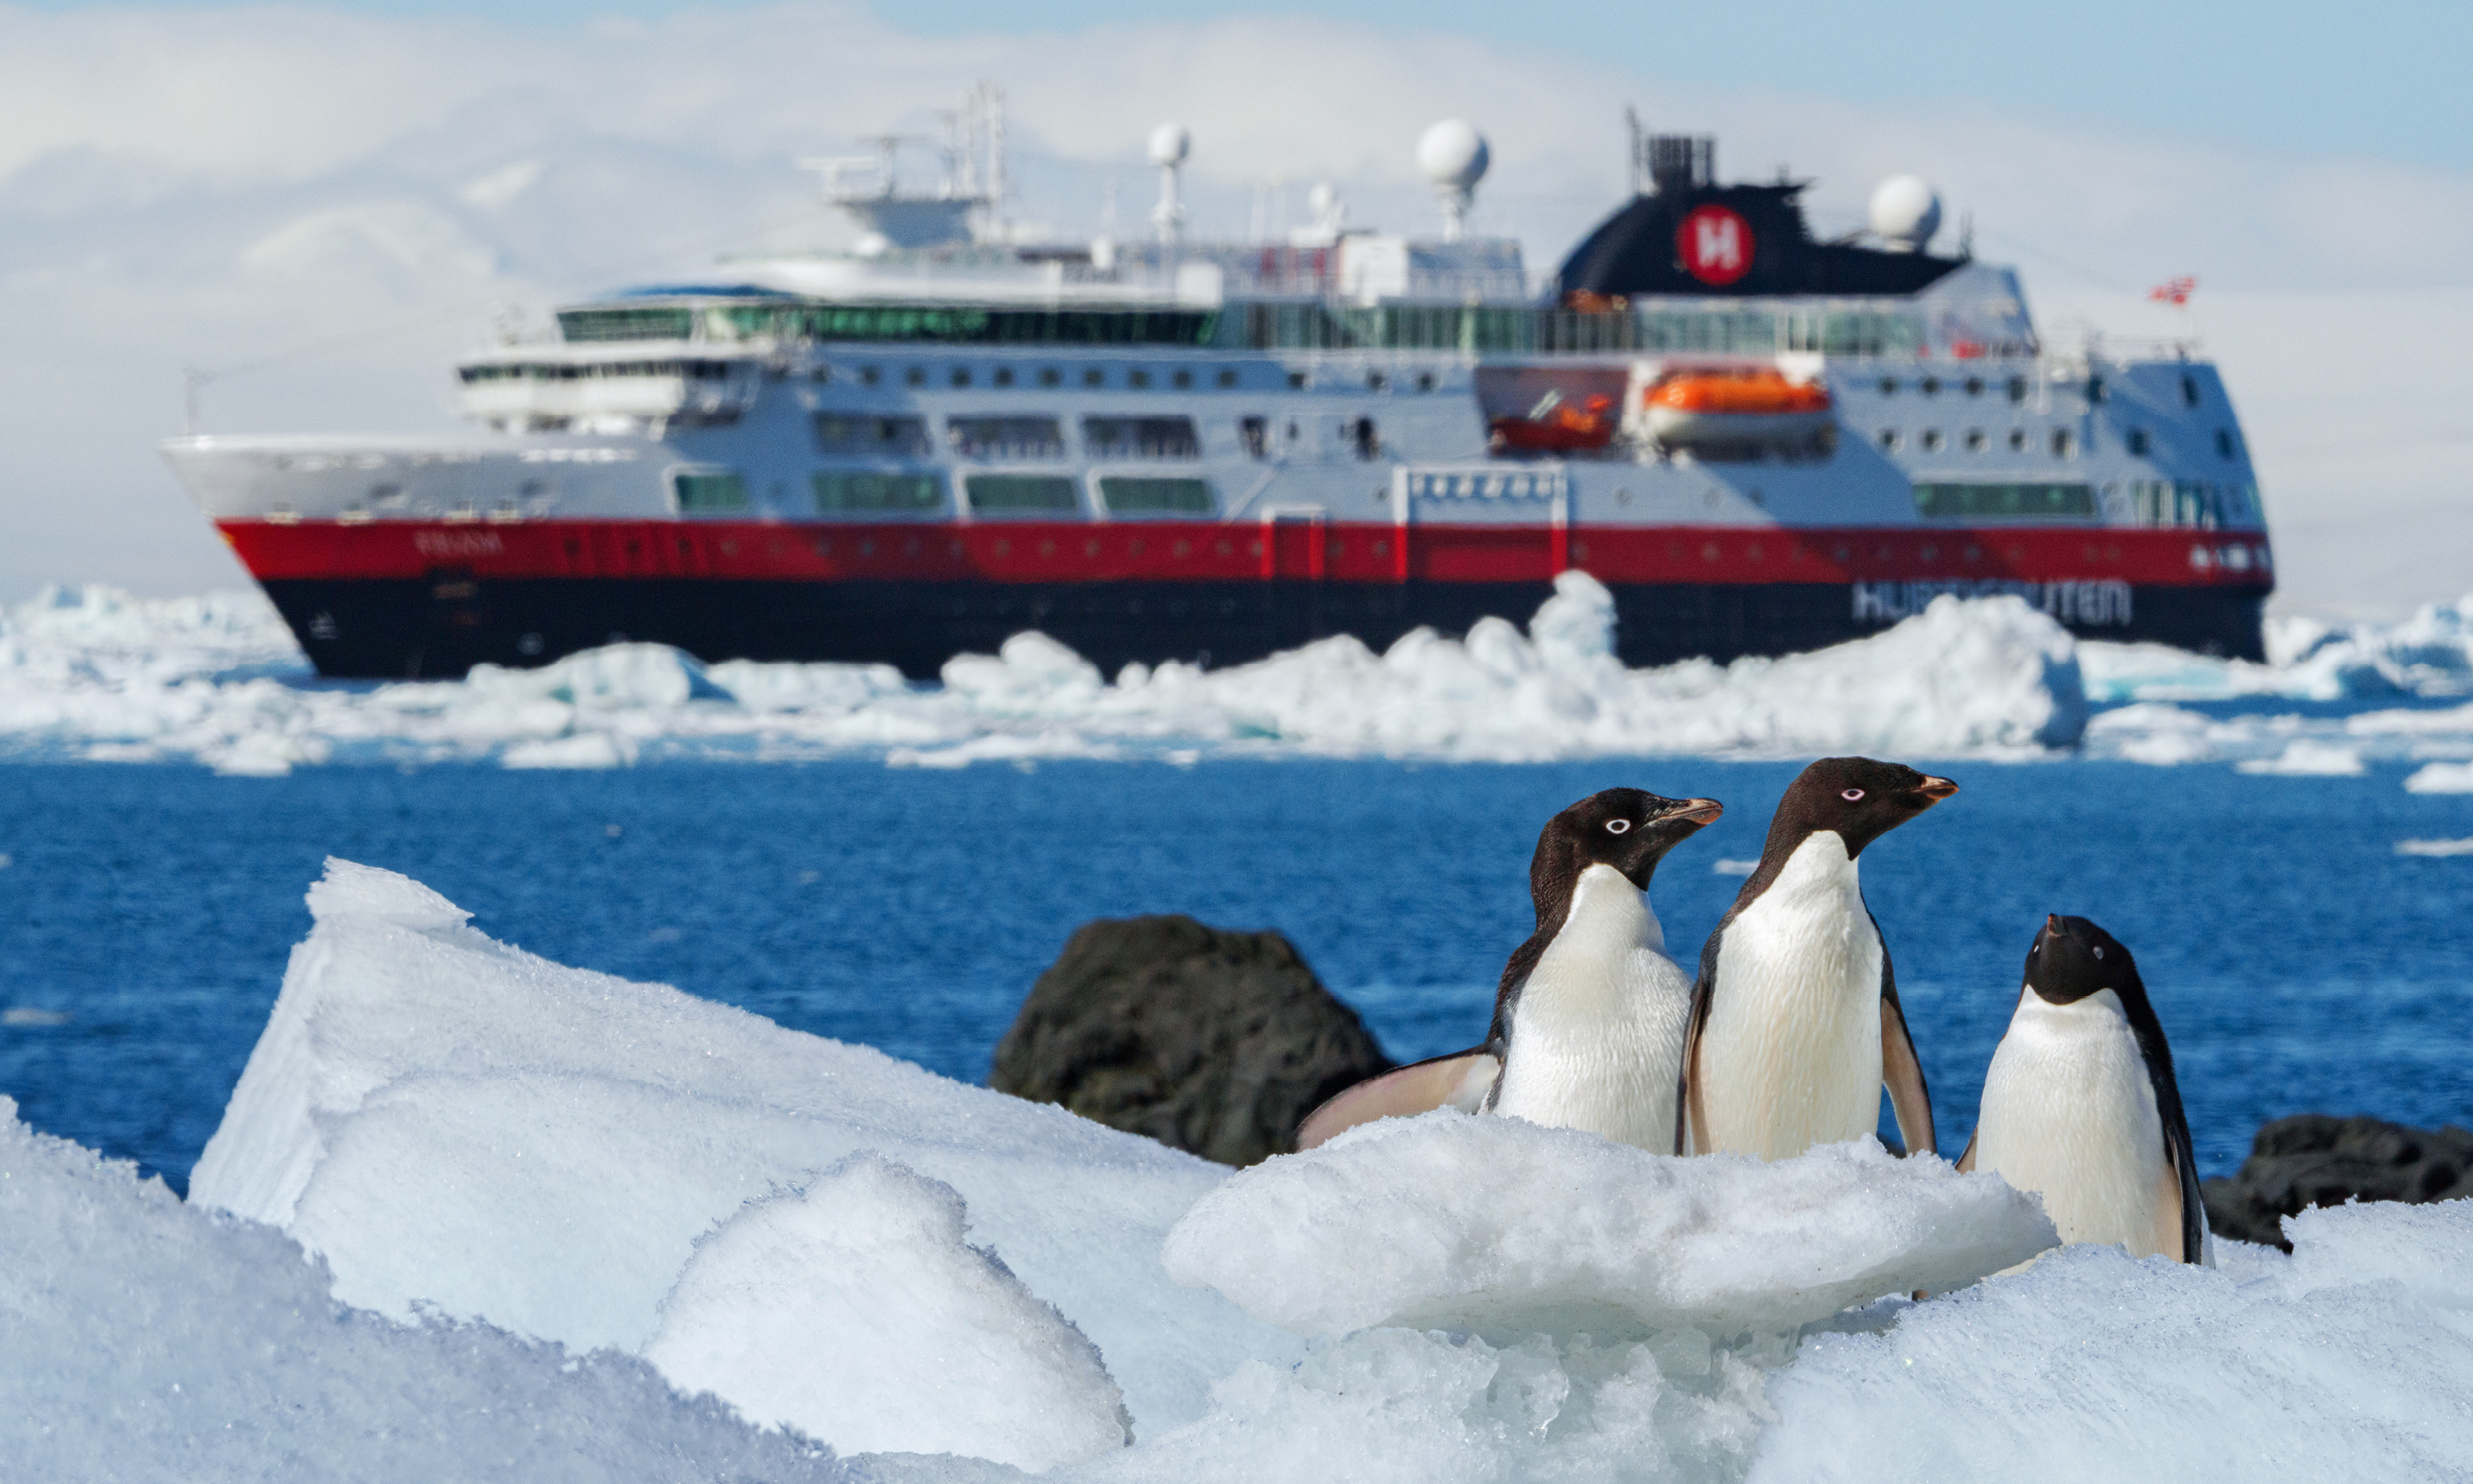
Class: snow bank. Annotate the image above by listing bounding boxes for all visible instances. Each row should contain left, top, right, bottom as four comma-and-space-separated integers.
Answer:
0, 1095, 846, 1482
0, 580, 2087, 767
1754, 1202, 2473, 1481
644, 1156, 1130, 1471
1164, 1113, 2056, 1338
190, 860, 1295, 1440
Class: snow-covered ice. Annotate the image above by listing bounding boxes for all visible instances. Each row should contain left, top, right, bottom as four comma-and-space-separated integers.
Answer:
0, 579, 2088, 769
0, 1095, 847, 1482
13, 858, 2468, 1478
17, 577, 2473, 773
644, 1156, 1131, 1471
2235, 739, 2367, 775
1164, 1114, 2056, 1338
189, 860, 1293, 1440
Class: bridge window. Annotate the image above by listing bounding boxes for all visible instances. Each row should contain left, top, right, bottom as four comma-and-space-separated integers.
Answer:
672, 470, 749, 514
1084, 416, 1200, 460
2182, 374, 2201, 407
813, 472, 945, 514
2051, 427, 2076, 458
814, 414, 930, 457
1913, 482, 2096, 519
965, 474, 1081, 515
2126, 429, 2151, 456
1240, 417, 1269, 459
1100, 477, 1214, 515
946, 417, 1065, 461
1353, 418, 1380, 459
2007, 377, 2028, 403
2217, 429, 2238, 459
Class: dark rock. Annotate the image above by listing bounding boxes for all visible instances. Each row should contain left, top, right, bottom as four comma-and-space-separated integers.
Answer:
2201, 1114, 2473, 1251
990, 914, 1392, 1167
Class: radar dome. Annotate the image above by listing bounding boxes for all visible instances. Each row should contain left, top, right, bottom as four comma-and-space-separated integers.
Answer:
1148, 123, 1191, 168
1869, 174, 1942, 251
1416, 119, 1490, 190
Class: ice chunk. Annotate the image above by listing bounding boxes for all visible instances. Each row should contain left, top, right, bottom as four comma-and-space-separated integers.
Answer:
645, 1156, 1130, 1471
191, 859, 1294, 1437
2235, 739, 2365, 775
2404, 760, 2473, 793
0, 1096, 844, 1482
1755, 1200, 2473, 1482
2396, 837, 2473, 857
1163, 1113, 2057, 1339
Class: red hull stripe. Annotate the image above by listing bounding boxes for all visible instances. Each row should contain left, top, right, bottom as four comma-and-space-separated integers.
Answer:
218, 519, 2276, 590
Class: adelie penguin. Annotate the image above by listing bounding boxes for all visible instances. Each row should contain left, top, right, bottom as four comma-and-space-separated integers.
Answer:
1295, 788, 1723, 1152
1960, 915, 2212, 1266
1679, 757, 1954, 1162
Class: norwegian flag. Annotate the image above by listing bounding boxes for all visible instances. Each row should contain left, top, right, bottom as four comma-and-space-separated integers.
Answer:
2149, 275, 2197, 306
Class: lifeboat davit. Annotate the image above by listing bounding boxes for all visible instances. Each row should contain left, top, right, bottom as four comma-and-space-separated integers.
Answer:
1643, 368, 1833, 449
1488, 388, 1618, 454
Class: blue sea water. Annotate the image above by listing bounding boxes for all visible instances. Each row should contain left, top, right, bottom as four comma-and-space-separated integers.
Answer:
0, 756, 2467, 1194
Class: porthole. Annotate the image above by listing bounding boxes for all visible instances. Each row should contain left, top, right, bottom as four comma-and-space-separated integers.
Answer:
1287, 370, 1307, 389
993, 367, 1015, 387
1416, 371, 1435, 392
1920, 377, 1942, 396
1172, 369, 1193, 389
1129, 369, 1151, 389
1964, 377, 1983, 396
861, 366, 880, 386
949, 367, 971, 388
2007, 428, 2028, 451
1083, 368, 1106, 388
1216, 369, 1237, 388
1877, 377, 1898, 396
904, 366, 926, 387
1878, 428, 1901, 450
1038, 367, 1062, 387
1920, 429, 1944, 452
1964, 429, 1986, 451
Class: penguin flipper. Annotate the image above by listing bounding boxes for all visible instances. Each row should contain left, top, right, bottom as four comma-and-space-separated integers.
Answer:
1954, 1132, 1977, 1173
2161, 1090, 2207, 1265
1877, 964, 1936, 1159
1293, 1049, 1500, 1151
1677, 938, 1722, 1156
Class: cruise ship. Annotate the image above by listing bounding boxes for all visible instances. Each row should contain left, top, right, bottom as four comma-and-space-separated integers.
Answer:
164, 89, 2273, 678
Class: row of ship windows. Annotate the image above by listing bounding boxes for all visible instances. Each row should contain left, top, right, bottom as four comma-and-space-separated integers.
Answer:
1871, 371, 2209, 407
464, 360, 1448, 395
1879, 426, 2243, 460
819, 413, 1383, 462
1912, 480, 2253, 526
674, 470, 1217, 519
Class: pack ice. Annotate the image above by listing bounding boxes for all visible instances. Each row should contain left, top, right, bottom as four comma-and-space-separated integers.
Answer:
0, 578, 2088, 770
101, 858, 2471, 1480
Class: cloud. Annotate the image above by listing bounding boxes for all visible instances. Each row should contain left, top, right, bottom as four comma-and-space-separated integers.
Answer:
0, 2, 2466, 611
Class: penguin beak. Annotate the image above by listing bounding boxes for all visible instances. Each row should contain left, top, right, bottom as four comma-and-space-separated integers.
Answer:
1913, 776, 1958, 806
1662, 799, 1723, 827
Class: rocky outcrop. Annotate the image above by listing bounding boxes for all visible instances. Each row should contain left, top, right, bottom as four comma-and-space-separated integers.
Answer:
990, 914, 1392, 1167
2201, 1115, 2473, 1250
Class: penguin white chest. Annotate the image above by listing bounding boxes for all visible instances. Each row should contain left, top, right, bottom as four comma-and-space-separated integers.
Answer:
1695, 833, 1885, 1161
1490, 864, 1693, 1152
1973, 990, 2183, 1261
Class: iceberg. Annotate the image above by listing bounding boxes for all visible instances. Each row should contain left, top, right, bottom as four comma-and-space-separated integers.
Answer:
0, 580, 2090, 769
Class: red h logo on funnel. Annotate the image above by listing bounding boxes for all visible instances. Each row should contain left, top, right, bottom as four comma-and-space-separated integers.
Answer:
1677, 205, 1752, 286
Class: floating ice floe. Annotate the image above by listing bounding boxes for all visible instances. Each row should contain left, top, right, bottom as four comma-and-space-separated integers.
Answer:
2235, 739, 2368, 776
0, 579, 2086, 769
108, 858, 2473, 1480
2396, 837, 2473, 857
2404, 760, 2473, 794
2081, 593, 2473, 702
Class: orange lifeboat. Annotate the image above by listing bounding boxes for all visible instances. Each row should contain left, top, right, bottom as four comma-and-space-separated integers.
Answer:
1643, 368, 1833, 449
1488, 388, 1618, 454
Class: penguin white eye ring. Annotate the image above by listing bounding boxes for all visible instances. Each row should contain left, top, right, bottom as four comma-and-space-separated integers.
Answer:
1605, 818, 1633, 834
1841, 788, 1865, 801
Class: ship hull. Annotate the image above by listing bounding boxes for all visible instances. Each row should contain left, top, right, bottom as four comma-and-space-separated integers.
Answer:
225, 517, 2271, 677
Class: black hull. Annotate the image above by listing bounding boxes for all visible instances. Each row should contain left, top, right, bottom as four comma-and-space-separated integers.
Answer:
263, 576, 2269, 680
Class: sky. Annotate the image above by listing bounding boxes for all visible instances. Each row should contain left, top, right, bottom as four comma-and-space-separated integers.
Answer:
0, 0, 2466, 616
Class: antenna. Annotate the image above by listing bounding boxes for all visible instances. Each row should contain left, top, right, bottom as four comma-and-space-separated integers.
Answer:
1626, 107, 1647, 194
1149, 122, 1189, 247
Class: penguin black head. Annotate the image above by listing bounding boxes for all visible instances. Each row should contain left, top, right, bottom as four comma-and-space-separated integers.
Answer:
1764, 756, 1958, 861
2024, 913, 2143, 1007
1529, 788, 1723, 924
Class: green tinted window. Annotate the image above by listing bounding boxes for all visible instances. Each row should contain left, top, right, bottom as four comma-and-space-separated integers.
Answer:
1099, 477, 1213, 515
1912, 482, 2096, 519
966, 474, 1081, 514
558, 307, 695, 343
813, 472, 944, 514
673, 471, 749, 513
